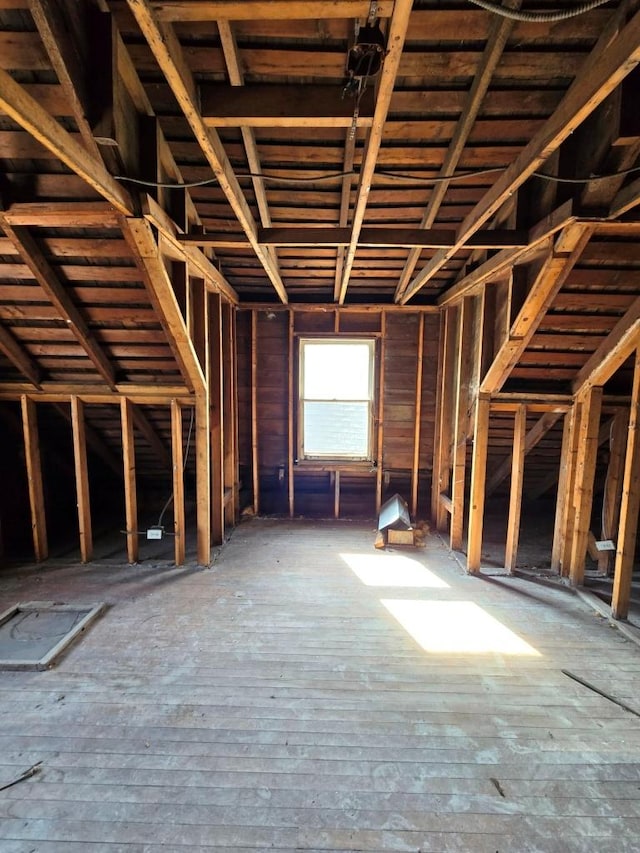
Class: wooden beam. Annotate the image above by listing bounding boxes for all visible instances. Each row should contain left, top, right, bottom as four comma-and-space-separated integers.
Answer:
600, 409, 628, 576
431, 311, 446, 524
611, 349, 640, 619
222, 303, 237, 526
480, 224, 594, 394
505, 404, 527, 574
411, 313, 425, 520
0, 67, 133, 215
0, 325, 42, 389
120, 397, 138, 564
182, 227, 528, 249
20, 395, 48, 562
288, 309, 295, 518
195, 391, 211, 564
169, 400, 185, 565
251, 310, 259, 515
70, 396, 93, 563
122, 217, 206, 392
125, 1, 288, 303
333, 129, 357, 302
3, 202, 120, 227
337, 0, 413, 304
437, 200, 576, 308
399, 8, 640, 303
609, 174, 640, 219
210, 293, 224, 546
394, 2, 518, 301
0, 220, 117, 389
153, 2, 394, 20
450, 298, 474, 550
467, 395, 490, 572
486, 410, 563, 496
569, 387, 603, 586
376, 312, 387, 513
28, 0, 103, 160
572, 295, 640, 396
551, 409, 575, 573
434, 308, 456, 531
201, 83, 374, 128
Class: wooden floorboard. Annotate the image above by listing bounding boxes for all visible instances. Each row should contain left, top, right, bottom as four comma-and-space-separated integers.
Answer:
0, 519, 639, 851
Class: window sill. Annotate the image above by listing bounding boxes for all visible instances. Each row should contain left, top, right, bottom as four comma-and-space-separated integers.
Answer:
295, 460, 376, 474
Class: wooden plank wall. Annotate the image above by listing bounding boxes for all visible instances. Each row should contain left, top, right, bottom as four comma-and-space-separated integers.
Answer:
236, 308, 438, 520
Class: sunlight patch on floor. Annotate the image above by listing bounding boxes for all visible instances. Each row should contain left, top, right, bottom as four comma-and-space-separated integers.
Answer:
341, 553, 449, 588
381, 599, 541, 656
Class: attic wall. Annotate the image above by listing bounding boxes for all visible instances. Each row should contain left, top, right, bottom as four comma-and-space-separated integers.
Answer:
237, 308, 438, 520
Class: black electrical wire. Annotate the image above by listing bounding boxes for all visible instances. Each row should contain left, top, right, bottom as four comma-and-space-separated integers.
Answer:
467, 0, 612, 23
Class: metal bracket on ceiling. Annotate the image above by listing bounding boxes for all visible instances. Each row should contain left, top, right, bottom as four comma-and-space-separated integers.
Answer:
367, 1, 379, 25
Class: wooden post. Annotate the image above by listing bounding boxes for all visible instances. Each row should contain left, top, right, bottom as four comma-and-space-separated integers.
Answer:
222, 303, 238, 525
171, 399, 186, 565
434, 307, 456, 531
288, 308, 295, 517
612, 350, 640, 619
505, 404, 527, 573
334, 470, 340, 519
195, 390, 211, 564
120, 397, 138, 564
20, 395, 48, 561
600, 409, 628, 575
411, 313, 425, 519
431, 311, 446, 523
70, 396, 92, 563
450, 298, 474, 550
569, 386, 603, 586
467, 395, 490, 572
558, 402, 583, 576
231, 306, 240, 523
376, 311, 386, 513
551, 409, 574, 572
251, 309, 259, 514
210, 292, 224, 545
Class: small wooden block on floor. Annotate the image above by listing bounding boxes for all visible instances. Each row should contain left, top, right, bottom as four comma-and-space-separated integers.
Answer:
387, 528, 415, 546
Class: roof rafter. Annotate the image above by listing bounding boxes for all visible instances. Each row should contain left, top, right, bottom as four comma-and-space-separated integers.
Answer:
0, 218, 118, 389
0, 324, 43, 388
400, 6, 640, 304
336, 0, 414, 304
394, 1, 519, 302
125, 0, 288, 304
152, 2, 394, 21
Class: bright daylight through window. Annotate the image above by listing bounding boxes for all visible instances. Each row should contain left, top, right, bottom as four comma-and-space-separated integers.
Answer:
299, 338, 375, 460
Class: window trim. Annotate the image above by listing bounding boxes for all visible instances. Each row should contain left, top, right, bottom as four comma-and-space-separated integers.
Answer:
297, 337, 376, 463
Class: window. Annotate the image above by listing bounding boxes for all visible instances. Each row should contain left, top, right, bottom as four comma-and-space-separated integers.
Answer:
298, 338, 375, 461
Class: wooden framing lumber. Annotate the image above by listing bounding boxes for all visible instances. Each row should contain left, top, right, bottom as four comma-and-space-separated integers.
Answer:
20, 395, 48, 562
0, 325, 42, 389
611, 349, 640, 619
433, 308, 456, 531
399, 8, 640, 303
569, 387, 603, 586
123, 217, 206, 392
467, 395, 490, 572
450, 298, 474, 550
153, 2, 395, 21
0, 220, 117, 389
336, 0, 413, 304
600, 409, 628, 575
480, 225, 593, 394
411, 313, 425, 520
195, 391, 211, 564
222, 303, 237, 526
169, 399, 184, 565
376, 312, 386, 513
551, 409, 574, 573
288, 310, 295, 518
125, 0, 288, 303
70, 396, 93, 563
394, 4, 517, 301
120, 397, 138, 564
250, 310, 259, 515
572, 295, 640, 395
0, 67, 133, 215
430, 311, 446, 524
505, 404, 527, 574
209, 293, 224, 546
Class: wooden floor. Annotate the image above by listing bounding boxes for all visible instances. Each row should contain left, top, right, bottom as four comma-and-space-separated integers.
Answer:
1, 519, 640, 852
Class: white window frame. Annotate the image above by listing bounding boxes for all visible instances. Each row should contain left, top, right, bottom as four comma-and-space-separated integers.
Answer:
298, 337, 376, 462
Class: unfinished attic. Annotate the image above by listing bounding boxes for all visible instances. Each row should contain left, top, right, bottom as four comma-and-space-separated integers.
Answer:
1, 0, 640, 848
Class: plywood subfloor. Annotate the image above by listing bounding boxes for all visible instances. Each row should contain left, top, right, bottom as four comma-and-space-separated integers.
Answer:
0, 519, 639, 852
